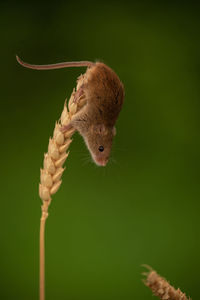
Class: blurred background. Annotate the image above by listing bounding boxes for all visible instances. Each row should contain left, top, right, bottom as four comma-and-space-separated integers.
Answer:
0, 0, 199, 299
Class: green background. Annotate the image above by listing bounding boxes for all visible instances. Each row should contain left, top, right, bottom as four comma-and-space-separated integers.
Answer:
1, 1, 199, 299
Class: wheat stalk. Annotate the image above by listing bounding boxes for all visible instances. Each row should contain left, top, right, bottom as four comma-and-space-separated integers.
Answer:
38, 74, 86, 300
143, 265, 191, 300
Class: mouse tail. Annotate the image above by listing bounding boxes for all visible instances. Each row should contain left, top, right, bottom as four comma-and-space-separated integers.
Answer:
16, 55, 95, 70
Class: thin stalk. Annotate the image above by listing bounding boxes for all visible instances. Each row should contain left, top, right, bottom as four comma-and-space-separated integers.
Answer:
40, 204, 49, 300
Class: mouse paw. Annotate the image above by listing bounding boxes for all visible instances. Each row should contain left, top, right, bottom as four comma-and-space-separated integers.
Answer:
73, 86, 84, 104
60, 123, 73, 133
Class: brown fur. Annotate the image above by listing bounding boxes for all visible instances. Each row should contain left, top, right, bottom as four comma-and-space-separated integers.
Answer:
70, 62, 124, 166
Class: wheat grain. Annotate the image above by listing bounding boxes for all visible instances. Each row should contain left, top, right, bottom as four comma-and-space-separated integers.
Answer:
143, 265, 191, 300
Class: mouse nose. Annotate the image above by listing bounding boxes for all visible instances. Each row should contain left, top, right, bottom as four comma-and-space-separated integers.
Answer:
95, 157, 108, 166
99, 160, 107, 166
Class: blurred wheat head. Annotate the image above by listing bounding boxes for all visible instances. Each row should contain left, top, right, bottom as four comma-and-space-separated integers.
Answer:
143, 265, 191, 300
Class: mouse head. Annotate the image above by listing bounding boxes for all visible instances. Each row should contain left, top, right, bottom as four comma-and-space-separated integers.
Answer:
85, 124, 116, 166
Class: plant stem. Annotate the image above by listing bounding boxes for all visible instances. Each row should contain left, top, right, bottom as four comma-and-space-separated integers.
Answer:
40, 203, 49, 300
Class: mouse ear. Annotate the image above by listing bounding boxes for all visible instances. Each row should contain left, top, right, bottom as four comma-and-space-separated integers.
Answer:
92, 124, 107, 135
112, 127, 116, 136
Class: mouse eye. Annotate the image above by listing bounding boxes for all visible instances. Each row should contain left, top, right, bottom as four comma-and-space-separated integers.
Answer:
98, 146, 104, 152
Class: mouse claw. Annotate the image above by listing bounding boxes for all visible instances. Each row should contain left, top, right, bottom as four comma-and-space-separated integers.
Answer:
60, 123, 73, 133
73, 86, 84, 104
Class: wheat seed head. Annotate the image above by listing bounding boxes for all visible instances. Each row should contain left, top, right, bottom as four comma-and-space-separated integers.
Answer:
39, 74, 86, 215
143, 265, 191, 300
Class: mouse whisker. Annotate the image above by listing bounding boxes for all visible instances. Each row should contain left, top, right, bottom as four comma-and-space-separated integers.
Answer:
80, 154, 93, 166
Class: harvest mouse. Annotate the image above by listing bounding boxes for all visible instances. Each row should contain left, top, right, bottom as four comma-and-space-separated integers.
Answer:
16, 56, 125, 166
